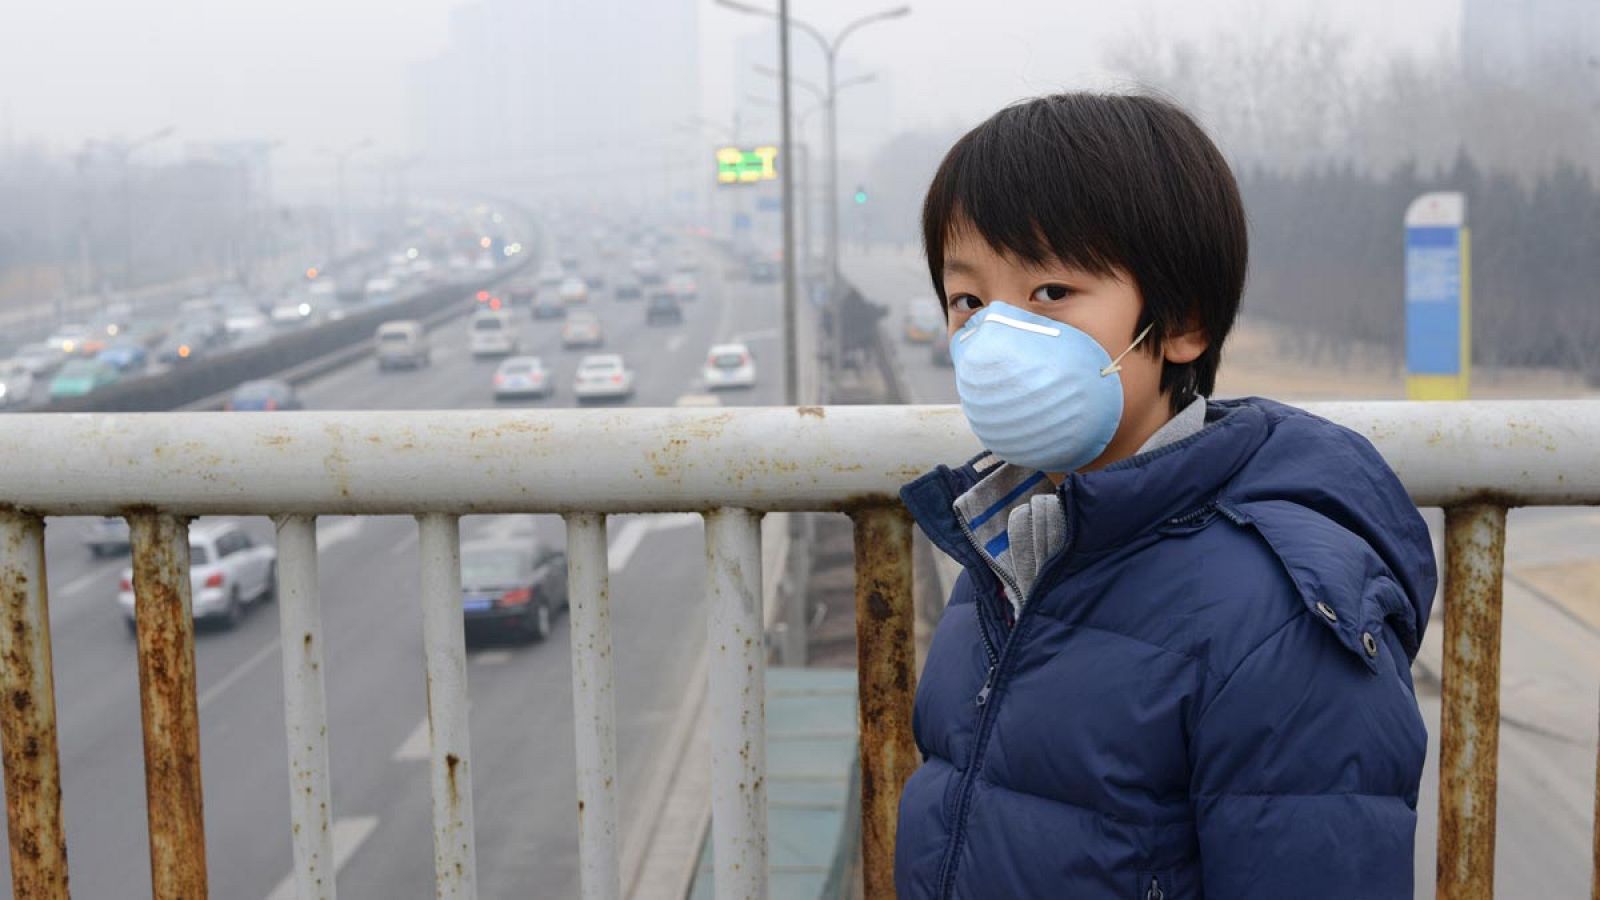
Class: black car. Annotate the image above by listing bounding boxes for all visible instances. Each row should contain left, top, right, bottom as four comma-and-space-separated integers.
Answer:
613, 279, 642, 300
459, 539, 569, 642
585, 273, 607, 291
532, 297, 566, 320
646, 292, 684, 325
225, 379, 304, 411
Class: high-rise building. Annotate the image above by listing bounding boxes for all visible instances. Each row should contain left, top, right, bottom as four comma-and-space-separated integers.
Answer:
409, 0, 700, 208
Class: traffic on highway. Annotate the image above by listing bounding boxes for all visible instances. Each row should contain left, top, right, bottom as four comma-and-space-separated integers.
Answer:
2, 217, 783, 897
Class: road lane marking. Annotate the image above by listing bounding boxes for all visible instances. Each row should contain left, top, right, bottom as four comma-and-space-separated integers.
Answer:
198, 637, 281, 710
316, 517, 365, 552
54, 559, 125, 598
387, 528, 419, 556
666, 334, 686, 353
472, 649, 512, 666
607, 514, 701, 573
730, 328, 780, 344
262, 815, 380, 900
391, 717, 430, 762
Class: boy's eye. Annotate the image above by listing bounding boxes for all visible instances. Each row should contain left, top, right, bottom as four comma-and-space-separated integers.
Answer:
948, 294, 983, 313
1031, 284, 1073, 303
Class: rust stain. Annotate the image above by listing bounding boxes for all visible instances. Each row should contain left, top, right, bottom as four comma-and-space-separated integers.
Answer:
0, 510, 69, 898
796, 406, 825, 418
1436, 503, 1507, 900
850, 505, 919, 900
129, 511, 210, 898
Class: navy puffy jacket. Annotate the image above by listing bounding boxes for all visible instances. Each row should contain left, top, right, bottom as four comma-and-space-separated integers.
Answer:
895, 398, 1436, 899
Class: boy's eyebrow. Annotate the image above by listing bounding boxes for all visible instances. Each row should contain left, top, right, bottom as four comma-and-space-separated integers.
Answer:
942, 258, 980, 278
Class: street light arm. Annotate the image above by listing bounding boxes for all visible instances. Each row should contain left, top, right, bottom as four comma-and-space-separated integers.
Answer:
832, 5, 911, 55
751, 63, 827, 104
835, 73, 878, 93
713, 0, 829, 59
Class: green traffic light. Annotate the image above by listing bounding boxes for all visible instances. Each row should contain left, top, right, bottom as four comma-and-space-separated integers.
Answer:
854, 189, 868, 205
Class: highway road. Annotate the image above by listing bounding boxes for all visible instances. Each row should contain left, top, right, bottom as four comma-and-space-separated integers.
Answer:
17, 236, 784, 897
843, 246, 1600, 897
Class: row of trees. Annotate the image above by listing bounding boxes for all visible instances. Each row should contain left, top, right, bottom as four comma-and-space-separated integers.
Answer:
1241, 155, 1600, 380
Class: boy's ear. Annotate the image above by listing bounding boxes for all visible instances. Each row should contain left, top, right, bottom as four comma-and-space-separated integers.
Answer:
1162, 315, 1208, 366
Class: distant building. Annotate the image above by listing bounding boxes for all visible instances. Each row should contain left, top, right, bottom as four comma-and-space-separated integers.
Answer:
409, 0, 700, 209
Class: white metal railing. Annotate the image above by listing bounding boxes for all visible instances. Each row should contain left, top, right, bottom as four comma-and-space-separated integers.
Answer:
0, 401, 1597, 899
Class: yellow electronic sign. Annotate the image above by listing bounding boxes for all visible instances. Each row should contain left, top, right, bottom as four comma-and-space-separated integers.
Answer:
716, 146, 779, 184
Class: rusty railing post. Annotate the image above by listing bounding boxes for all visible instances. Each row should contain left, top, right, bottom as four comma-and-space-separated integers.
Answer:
1437, 503, 1507, 900
129, 511, 208, 898
851, 505, 919, 900
0, 510, 70, 897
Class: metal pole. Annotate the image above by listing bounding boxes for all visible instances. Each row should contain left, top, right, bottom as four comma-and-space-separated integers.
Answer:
566, 513, 621, 900
1436, 502, 1508, 899
825, 50, 841, 401
779, 0, 799, 409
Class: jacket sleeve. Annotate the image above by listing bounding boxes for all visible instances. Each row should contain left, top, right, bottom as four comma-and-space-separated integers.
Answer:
1189, 612, 1427, 899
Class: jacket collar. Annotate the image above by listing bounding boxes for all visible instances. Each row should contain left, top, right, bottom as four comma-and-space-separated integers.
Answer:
900, 400, 1271, 575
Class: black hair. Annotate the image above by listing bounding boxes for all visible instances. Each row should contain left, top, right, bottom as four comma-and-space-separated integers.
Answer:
922, 92, 1247, 414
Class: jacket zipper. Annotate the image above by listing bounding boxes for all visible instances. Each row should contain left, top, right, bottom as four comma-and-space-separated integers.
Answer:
935, 510, 1057, 896
1146, 874, 1164, 900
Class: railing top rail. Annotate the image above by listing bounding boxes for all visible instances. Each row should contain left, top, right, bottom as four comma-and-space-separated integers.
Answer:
0, 400, 1595, 515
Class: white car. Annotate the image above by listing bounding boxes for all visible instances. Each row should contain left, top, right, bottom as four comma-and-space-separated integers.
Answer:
572, 354, 636, 402
558, 277, 590, 305
225, 309, 271, 344
561, 311, 604, 349
45, 325, 92, 356
0, 362, 35, 409
116, 520, 276, 631
365, 277, 400, 305
493, 356, 552, 399
701, 343, 757, 390
270, 299, 320, 328
469, 310, 520, 357
10, 343, 64, 378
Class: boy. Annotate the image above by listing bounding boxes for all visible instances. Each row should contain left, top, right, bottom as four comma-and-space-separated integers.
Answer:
895, 93, 1436, 898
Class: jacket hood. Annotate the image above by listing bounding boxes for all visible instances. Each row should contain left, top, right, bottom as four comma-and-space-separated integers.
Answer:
901, 396, 1437, 661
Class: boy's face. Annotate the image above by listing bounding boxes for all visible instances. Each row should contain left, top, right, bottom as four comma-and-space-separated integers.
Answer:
939, 225, 1207, 474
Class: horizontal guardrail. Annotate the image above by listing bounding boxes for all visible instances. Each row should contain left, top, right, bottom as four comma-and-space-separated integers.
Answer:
0, 400, 1596, 899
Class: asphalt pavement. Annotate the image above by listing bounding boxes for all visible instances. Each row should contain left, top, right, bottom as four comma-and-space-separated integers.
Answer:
17, 239, 784, 898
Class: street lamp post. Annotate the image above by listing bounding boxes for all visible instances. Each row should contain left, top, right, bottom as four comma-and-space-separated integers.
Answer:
319, 139, 373, 259
716, 0, 911, 400
91, 126, 175, 293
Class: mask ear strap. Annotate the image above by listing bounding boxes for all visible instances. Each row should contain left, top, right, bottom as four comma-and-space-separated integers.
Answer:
1100, 321, 1156, 377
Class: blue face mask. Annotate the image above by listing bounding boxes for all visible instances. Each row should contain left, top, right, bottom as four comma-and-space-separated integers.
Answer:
949, 301, 1153, 473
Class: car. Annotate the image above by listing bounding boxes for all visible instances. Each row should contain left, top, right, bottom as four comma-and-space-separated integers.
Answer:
674, 392, 724, 408
48, 359, 119, 400
584, 272, 607, 291
506, 281, 537, 308
225, 379, 303, 411
493, 356, 552, 400
459, 538, 570, 642
10, 343, 65, 378
904, 303, 943, 343
667, 272, 698, 301
613, 278, 642, 300
645, 292, 683, 326
572, 354, 636, 402
116, 520, 276, 632
365, 277, 401, 306
469, 309, 520, 356
701, 343, 757, 390
558, 251, 580, 271
177, 298, 226, 345
270, 298, 321, 328
0, 362, 35, 409
96, 340, 148, 373
558, 277, 590, 305
632, 257, 663, 285
561, 311, 604, 349
224, 308, 272, 345
532, 295, 567, 320
45, 325, 92, 357
85, 517, 130, 557
156, 326, 209, 365
930, 335, 953, 368
376, 320, 431, 369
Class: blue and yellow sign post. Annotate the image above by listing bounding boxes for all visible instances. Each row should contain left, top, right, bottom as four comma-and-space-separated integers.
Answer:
1404, 192, 1471, 400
